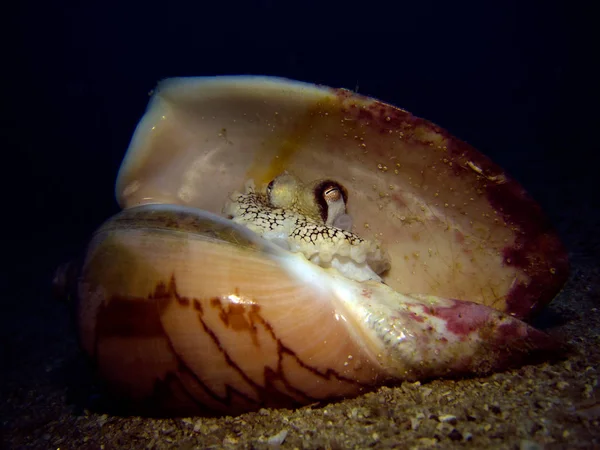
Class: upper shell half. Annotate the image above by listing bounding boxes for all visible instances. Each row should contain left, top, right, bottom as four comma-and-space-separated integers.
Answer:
117, 76, 568, 319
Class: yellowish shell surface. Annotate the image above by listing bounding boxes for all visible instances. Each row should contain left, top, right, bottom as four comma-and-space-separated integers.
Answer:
80, 206, 388, 414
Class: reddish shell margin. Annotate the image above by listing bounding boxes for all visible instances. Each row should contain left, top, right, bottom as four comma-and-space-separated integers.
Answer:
331, 88, 568, 319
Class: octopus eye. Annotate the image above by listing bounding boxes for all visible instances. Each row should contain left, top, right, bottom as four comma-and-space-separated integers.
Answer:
266, 179, 275, 197
322, 185, 342, 203
313, 181, 348, 227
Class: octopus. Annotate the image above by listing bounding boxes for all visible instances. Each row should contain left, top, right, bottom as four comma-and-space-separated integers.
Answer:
225, 172, 390, 282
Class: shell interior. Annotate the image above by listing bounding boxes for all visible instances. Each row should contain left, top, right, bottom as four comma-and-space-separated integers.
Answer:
115, 76, 568, 319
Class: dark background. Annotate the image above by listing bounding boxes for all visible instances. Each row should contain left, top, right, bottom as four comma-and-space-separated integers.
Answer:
2, 0, 597, 388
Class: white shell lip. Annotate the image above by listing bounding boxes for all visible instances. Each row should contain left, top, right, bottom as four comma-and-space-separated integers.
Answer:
98, 202, 289, 258
115, 75, 338, 211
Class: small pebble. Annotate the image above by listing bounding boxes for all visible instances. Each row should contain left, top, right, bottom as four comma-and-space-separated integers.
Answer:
520, 440, 543, 450
439, 414, 457, 424
223, 436, 239, 445
417, 437, 437, 447
266, 429, 288, 446
448, 429, 462, 441
410, 417, 420, 431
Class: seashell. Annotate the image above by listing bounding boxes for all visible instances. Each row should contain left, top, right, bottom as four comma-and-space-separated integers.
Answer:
67, 76, 568, 416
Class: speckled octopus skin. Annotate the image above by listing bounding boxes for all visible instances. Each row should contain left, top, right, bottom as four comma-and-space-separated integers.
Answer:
224, 180, 390, 282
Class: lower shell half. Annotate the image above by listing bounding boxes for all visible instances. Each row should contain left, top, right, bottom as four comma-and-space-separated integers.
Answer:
76, 205, 562, 416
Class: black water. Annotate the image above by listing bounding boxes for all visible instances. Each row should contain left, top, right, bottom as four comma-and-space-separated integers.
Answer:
2, 0, 597, 446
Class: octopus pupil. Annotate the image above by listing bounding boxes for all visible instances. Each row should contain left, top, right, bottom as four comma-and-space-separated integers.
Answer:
323, 186, 341, 202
